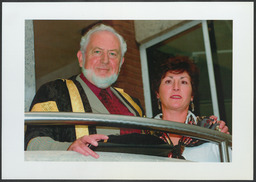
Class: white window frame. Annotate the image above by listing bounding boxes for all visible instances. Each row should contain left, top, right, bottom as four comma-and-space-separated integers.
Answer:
139, 20, 220, 119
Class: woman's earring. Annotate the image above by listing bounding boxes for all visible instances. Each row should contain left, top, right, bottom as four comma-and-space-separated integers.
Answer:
190, 101, 195, 112
158, 99, 161, 110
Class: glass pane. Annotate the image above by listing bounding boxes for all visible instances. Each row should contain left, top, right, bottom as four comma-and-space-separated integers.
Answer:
146, 23, 214, 117
208, 20, 232, 132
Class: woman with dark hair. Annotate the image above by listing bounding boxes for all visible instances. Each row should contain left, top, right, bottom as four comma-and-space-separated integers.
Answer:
147, 56, 231, 162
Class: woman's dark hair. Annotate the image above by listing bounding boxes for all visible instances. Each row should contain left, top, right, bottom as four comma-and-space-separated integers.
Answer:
152, 56, 199, 97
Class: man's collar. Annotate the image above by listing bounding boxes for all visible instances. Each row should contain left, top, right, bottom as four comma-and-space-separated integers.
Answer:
79, 73, 112, 97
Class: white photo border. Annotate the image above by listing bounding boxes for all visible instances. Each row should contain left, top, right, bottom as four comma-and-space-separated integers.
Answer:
2, 2, 254, 180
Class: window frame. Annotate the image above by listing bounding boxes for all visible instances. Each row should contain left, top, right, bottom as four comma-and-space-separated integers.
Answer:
139, 20, 220, 118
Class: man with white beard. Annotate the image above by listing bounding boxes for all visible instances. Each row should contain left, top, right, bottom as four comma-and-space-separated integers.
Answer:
25, 24, 144, 158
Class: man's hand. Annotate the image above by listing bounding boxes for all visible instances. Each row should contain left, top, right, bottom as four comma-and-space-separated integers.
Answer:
209, 116, 230, 134
67, 134, 109, 158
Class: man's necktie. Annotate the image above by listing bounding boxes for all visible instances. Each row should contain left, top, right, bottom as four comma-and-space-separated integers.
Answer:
99, 89, 141, 135
99, 89, 121, 114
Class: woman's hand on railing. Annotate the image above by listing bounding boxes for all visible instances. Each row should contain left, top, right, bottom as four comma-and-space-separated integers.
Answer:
67, 134, 109, 158
209, 115, 230, 134
218, 120, 229, 134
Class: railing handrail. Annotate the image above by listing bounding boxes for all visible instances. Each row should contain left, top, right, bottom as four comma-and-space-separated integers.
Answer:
24, 112, 232, 162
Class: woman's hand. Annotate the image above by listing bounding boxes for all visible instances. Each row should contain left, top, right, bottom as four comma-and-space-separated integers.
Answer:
210, 115, 230, 134
67, 134, 109, 158
217, 120, 230, 134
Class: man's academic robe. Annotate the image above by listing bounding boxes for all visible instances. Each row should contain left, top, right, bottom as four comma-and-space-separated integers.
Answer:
25, 74, 144, 150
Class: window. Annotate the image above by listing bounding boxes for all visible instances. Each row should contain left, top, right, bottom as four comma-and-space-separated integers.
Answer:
140, 20, 232, 133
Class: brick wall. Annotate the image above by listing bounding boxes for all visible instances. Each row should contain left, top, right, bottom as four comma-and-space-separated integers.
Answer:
102, 20, 145, 112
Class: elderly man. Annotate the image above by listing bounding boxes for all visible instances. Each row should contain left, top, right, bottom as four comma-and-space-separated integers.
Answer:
25, 24, 144, 158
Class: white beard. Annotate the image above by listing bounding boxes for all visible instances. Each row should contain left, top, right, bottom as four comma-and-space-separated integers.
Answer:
82, 67, 118, 89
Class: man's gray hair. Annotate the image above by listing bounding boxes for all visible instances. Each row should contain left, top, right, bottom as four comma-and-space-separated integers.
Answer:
80, 24, 127, 64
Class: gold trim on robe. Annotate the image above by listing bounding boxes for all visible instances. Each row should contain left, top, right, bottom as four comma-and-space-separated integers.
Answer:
66, 80, 89, 139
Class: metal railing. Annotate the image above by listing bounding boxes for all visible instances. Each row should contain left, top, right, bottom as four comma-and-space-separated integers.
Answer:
25, 112, 232, 162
